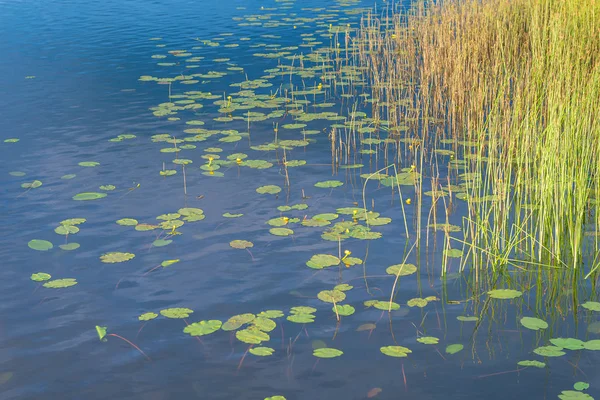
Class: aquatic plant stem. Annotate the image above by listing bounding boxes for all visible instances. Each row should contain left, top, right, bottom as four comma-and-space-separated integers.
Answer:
107, 333, 151, 361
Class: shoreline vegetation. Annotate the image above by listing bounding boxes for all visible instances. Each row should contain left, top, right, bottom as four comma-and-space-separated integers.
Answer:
353, 0, 600, 281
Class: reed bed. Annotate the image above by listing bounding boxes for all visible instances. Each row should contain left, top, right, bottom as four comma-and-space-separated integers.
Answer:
355, 0, 600, 276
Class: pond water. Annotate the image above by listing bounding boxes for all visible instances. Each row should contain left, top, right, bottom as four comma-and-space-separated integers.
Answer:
1, 0, 599, 399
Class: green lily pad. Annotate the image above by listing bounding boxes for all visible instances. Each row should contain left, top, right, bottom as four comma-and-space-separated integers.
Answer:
73, 192, 107, 201
250, 347, 275, 356
582, 301, 600, 312
520, 317, 548, 331
252, 317, 277, 332
417, 337, 439, 345
222, 314, 256, 331
558, 391, 593, 399
223, 213, 243, 218
264, 396, 286, 400
457, 316, 478, 322
60, 218, 86, 226
152, 239, 172, 247
574, 382, 590, 391
54, 225, 79, 235
100, 252, 135, 263
59, 243, 80, 251
184, 320, 223, 336
236, 328, 269, 344
386, 264, 417, 276
160, 308, 193, 319
533, 346, 565, 357
61, 174, 76, 179
334, 304, 355, 316
258, 310, 284, 319
488, 289, 523, 299
517, 360, 546, 368
306, 254, 340, 269
550, 338, 585, 350
334, 284, 353, 292
286, 314, 315, 324
364, 300, 401, 311
270, 228, 294, 236
161, 259, 180, 268
99, 185, 116, 191
116, 218, 138, 226
28, 239, 53, 251
30, 272, 51, 282
318, 290, 346, 303
96, 325, 107, 341
230, 240, 253, 249
444, 248, 463, 258
583, 340, 600, 350
138, 312, 158, 321
445, 344, 464, 354
78, 161, 100, 167
256, 185, 282, 194
43, 278, 78, 288
290, 306, 317, 314
407, 298, 428, 308
380, 346, 412, 357
313, 348, 343, 358
21, 180, 42, 189
314, 180, 343, 188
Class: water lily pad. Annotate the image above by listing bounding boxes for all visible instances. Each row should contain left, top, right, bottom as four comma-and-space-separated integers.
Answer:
78, 161, 100, 167
520, 317, 548, 331
457, 316, 478, 322
60, 218, 86, 226
445, 344, 464, 354
160, 308, 193, 319
306, 254, 340, 269
138, 312, 158, 321
558, 391, 593, 399
335, 304, 355, 316
59, 243, 80, 251
73, 192, 107, 201
61, 174, 76, 179
365, 300, 401, 311
380, 346, 412, 357
318, 290, 346, 303
264, 396, 286, 400
488, 289, 522, 299
287, 314, 315, 324
313, 348, 343, 358
249, 346, 275, 356
116, 218, 138, 226
236, 328, 269, 344
258, 310, 284, 319
21, 180, 42, 189
417, 337, 439, 345
222, 313, 256, 331
386, 264, 417, 276
550, 338, 585, 350
223, 213, 243, 218
184, 320, 223, 336
99, 185, 116, 191
407, 298, 428, 308
314, 180, 343, 188
30, 272, 51, 281
290, 306, 317, 315
270, 228, 294, 236
582, 301, 600, 312
444, 248, 463, 258
252, 317, 277, 332
533, 346, 565, 357
28, 239, 53, 251
517, 360, 546, 368
583, 340, 600, 350
54, 225, 79, 235
152, 239, 173, 247
96, 325, 107, 341
574, 382, 590, 391
100, 252, 135, 263
43, 278, 78, 288
230, 240, 253, 249
256, 185, 282, 194
334, 284, 353, 292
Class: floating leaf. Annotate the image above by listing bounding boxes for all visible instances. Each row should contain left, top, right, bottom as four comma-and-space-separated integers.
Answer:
550, 338, 585, 350
222, 314, 256, 331
60, 218, 86, 226
558, 391, 593, 399
78, 161, 100, 167
417, 337, 439, 345
306, 254, 340, 269
96, 325, 107, 341
249, 347, 275, 356
161, 259, 180, 268
184, 320, 222, 336
290, 306, 317, 314
314, 180, 343, 188
364, 300, 401, 311
574, 382, 590, 391
160, 308, 193, 319
582, 302, 600, 312
407, 298, 428, 308
520, 317, 548, 331
445, 344, 464, 354
335, 304, 355, 316
116, 218, 138, 226
152, 239, 173, 247
256, 185, 281, 195
258, 310, 284, 319
313, 348, 343, 358
385, 264, 417, 276
533, 346, 565, 357
230, 240, 253, 249
444, 248, 463, 258
223, 213, 243, 218
54, 225, 79, 235
317, 290, 346, 303
73, 192, 107, 201
252, 317, 277, 332
488, 289, 523, 299
269, 228, 294, 236
236, 328, 269, 344
457, 316, 478, 322
100, 252, 135, 263
334, 284, 353, 292
286, 314, 315, 324
518, 360, 546, 368
28, 239, 53, 251
264, 396, 286, 400
30, 272, 51, 282
138, 312, 158, 321
380, 346, 412, 357
59, 243, 80, 251
583, 340, 600, 350
21, 180, 42, 189
43, 278, 77, 288
99, 185, 116, 191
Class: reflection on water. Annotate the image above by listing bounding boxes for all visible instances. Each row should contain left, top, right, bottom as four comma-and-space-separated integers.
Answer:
0, 0, 599, 399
